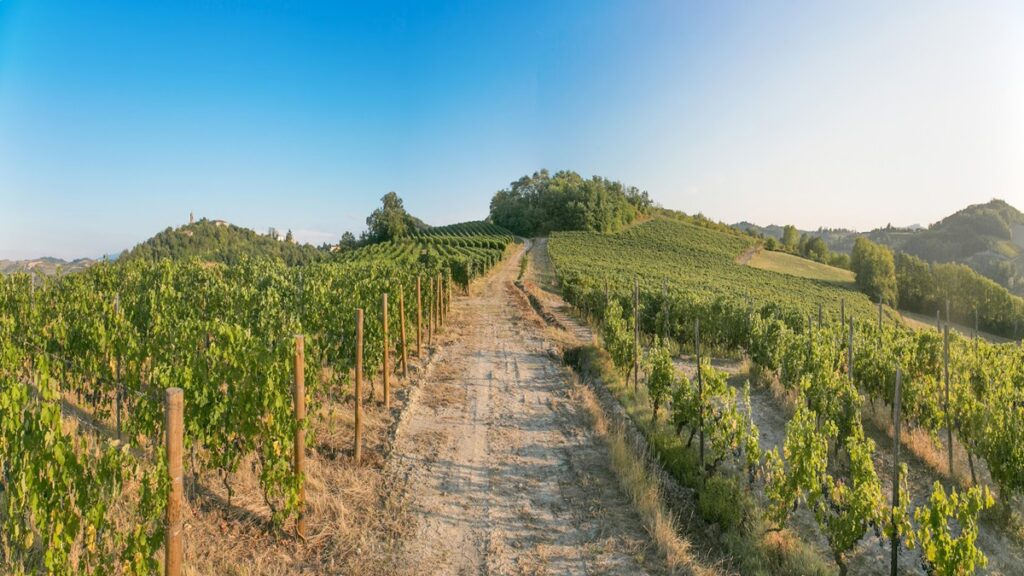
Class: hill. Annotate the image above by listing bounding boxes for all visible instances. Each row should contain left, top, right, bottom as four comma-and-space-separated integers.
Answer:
549, 218, 883, 351
122, 218, 327, 266
744, 248, 856, 285
734, 199, 1024, 296
0, 256, 97, 276
866, 199, 1024, 295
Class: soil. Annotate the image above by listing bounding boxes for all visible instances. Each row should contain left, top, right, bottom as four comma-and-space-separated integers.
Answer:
389, 244, 665, 575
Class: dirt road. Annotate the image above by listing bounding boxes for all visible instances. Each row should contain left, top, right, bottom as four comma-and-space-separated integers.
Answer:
390, 245, 663, 576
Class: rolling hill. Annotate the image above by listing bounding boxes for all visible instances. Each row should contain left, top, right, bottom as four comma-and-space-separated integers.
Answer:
735, 199, 1024, 296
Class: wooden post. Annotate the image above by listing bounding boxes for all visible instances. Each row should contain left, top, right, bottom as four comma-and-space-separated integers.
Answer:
446, 268, 452, 319
890, 367, 902, 576
878, 299, 883, 329
399, 290, 409, 379
946, 298, 950, 324
416, 276, 422, 358
974, 307, 979, 355
840, 298, 846, 327
355, 309, 364, 465
114, 294, 122, 440
633, 275, 639, 393
428, 277, 435, 346
437, 272, 443, 328
293, 335, 307, 538
383, 293, 390, 410
936, 309, 941, 332
848, 318, 854, 380
696, 318, 704, 471
943, 324, 953, 477
818, 302, 823, 326
165, 388, 184, 576
661, 278, 668, 339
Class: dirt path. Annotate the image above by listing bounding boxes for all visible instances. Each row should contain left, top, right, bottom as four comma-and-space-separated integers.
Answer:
390, 245, 664, 576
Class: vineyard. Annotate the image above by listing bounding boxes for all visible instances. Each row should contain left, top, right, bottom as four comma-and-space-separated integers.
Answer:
548, 218, 1024, 575
0, 225, 513, 575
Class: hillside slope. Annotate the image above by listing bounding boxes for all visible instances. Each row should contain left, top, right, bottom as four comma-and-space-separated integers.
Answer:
549, 218, 882, 344
867, 199, 1024, 294
122, 218, 327, 265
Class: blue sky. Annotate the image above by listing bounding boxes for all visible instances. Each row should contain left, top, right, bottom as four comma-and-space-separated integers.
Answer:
1, 1, 1022, 259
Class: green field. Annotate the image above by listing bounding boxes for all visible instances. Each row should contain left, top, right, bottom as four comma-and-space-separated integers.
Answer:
746, 248, 855, 285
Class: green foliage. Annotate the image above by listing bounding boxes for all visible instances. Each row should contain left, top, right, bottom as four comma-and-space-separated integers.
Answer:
602, 298, 635, 376
895, 251, 1024, 339
488, 169, 650, 236
914, 482, 994, 576
644, 337, 675, 419
549, 218, 878, 351
699, 475, 747, 531
850, 237, 897, 306
0, 223, 510, 572
362, 191, 429, 244
782, 225, 799, 250
124, 218, 325, 266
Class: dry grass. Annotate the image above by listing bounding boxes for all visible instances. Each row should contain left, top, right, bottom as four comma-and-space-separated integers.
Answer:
573, 376, 714, 576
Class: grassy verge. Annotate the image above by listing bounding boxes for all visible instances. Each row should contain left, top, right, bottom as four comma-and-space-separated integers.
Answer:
566, 344, 831, 576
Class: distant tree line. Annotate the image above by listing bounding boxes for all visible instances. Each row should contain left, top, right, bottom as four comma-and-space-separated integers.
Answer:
848, 237, 1024, 338
488, 169, 652, 237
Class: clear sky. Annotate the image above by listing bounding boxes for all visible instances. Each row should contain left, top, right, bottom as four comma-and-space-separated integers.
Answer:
1, 0, 1022, 259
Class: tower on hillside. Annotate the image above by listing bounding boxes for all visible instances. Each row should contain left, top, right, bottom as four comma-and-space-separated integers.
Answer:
189, 211, 195, 225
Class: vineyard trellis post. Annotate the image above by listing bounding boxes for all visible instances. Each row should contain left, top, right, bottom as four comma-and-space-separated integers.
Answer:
428, 277, 435, 347
847, 318, 854, 379
974, 307, 979, 355
355, 308, 364, 465
633, 274, 639, 393
165, 387, 184, 576
293, 335, 307, 539
399, 290, 409, 379
416, 276, 423, 357
878, 299, 883, 329
818, 302, 822, 326
114, 293, 122, 441
890, 367, 902, 576
840, 297, 845, 327
696, 318, 704, 472
936, 309, 941, 332
661, 277, 668, 339
383, 293, 390, 410
603, 276, 609, 329
943, 324, 953, 478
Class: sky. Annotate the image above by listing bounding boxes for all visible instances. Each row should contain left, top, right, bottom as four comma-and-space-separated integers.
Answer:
1, 0, 1022, 260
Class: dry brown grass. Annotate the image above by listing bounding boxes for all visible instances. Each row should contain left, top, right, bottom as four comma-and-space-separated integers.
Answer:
571, 376, 719, 576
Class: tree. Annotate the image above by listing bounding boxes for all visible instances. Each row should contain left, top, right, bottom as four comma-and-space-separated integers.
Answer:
488, 170, 642, 237
363, 192, 427, 244
803, 236, 829, 263
338, 231, 358, 251
782, 225, 799, 250
284, 229, 294, 244
850, 237, 897, 305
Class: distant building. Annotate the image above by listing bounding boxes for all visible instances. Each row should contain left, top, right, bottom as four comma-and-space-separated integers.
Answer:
189, 211, 195, 225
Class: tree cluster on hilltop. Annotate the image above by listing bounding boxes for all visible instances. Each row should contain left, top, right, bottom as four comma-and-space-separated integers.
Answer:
488, 169, 652, 237
123, 218, 325, 266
